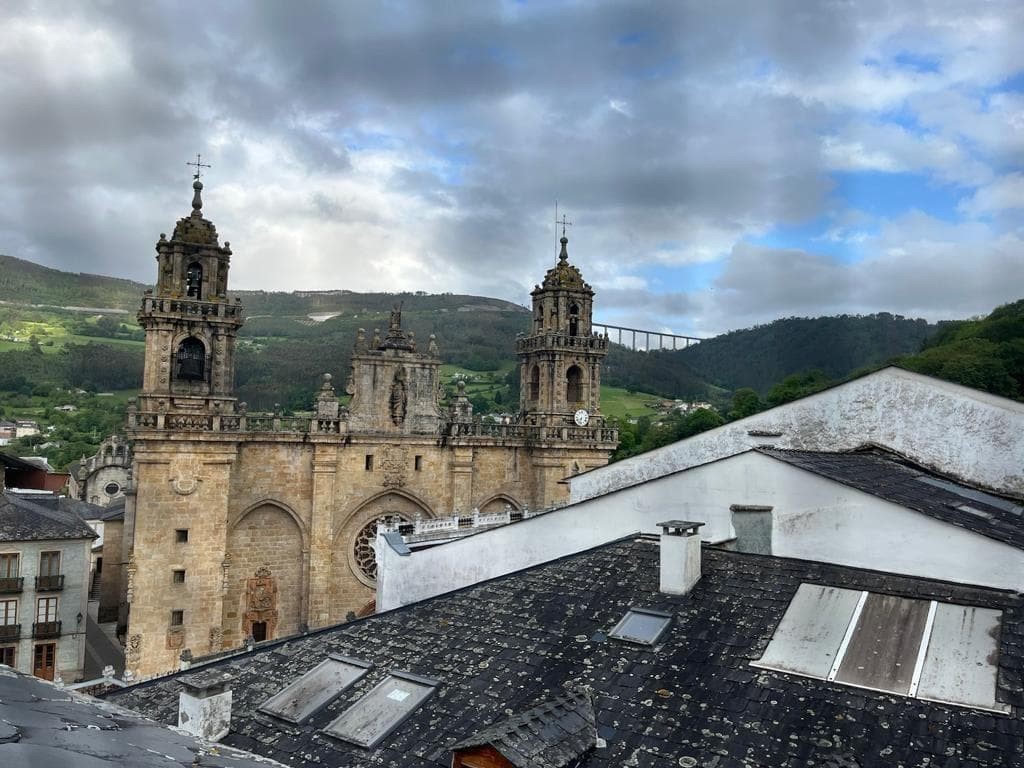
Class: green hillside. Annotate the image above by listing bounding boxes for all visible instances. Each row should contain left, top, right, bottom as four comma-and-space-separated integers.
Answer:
897, 298, 1024, 399
677, 313, 939, 393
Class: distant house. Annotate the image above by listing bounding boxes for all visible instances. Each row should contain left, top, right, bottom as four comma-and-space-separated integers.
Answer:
14, 420, 40, 439
54, 405, 78, 413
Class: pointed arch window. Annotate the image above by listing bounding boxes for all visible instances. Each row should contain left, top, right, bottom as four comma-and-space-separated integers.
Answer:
566, 365, 582, 404
529, 365, 540, 401
185, 261, 203, 300
176, 337, 206, 381
568, 303, 580, 336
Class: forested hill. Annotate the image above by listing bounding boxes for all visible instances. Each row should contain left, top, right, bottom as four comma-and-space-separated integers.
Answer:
677, 314, 939, 393
898, 299, 1024, 400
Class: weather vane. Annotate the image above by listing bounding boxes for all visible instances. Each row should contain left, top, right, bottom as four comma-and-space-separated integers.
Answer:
186, 153, 211, 180
554, 201, 574, 242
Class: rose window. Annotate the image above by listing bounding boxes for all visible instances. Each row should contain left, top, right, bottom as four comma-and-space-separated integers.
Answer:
353, 515, 407, 582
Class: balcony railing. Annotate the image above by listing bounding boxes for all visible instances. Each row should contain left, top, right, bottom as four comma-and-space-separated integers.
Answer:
32, 620, 61, 639
35, 575, 64, 592
0, 624, 20, 640
0, 577, 23, 594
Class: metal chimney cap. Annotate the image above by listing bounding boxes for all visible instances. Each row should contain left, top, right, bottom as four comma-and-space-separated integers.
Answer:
656, 520, 705, 536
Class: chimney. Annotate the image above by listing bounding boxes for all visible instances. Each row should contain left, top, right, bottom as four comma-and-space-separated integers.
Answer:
657, 520, 704, 595
178, 669, 235, 742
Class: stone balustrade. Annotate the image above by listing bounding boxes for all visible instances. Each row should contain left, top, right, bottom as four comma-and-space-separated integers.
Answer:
128, 409, 618, 446
515, 333, 609, 353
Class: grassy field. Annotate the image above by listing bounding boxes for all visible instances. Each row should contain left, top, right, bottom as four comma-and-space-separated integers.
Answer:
598, 385, 661, 420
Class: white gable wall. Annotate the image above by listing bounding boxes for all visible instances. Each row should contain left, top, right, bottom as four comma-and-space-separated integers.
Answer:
570, 367, 1024, 503
378, 451, 1024, 610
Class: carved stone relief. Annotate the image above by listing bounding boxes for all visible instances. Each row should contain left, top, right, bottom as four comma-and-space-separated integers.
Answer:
381, 444, 408, 488
242, 567, 278, 641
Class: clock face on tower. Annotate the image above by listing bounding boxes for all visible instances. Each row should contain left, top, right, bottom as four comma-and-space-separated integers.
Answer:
574, 409, 590, 426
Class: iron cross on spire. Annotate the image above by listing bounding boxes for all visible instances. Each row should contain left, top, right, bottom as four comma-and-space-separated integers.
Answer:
557, 213, 573, 238
186, 153, 211, 180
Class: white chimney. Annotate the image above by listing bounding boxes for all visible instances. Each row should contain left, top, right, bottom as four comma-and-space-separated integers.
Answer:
178, 669, 235, 742
657, 520, 704, 595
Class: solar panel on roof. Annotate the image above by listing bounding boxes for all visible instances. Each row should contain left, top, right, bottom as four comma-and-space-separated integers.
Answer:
916, 603, 1009, 713
322, 671, 439, 749
608, 607, 673, 646
753, 584, 1009, 714
832, 593, 929, 695
259, 655, 372, 724
752, 584, 861, 678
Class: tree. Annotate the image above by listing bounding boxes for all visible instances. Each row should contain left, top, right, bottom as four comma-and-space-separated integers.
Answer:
728, 388, 763, 420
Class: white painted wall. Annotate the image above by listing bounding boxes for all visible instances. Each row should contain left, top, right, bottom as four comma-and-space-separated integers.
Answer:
378, 450, 1024, 610
570, 367, 1024, 502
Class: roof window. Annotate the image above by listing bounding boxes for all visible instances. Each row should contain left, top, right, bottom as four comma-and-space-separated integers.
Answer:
914, 475, 1023, 516
608, 607, 673, 646
322, 671, 439, 748
260, 654, 372, 724
752, 583, 1008, 713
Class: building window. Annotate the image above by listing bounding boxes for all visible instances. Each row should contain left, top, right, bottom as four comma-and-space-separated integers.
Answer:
176, 337, 206, 381
0, 599, 16, 625
0, 553, 18, 578
104, 482, 120, 496
529, 365, 540, 401
365, 455, 374, 471
39, 552, 60, 578
175, 529, 189, 543
185, 261, 203, 300
566, 365, 582, 404
172, 570, 186, 584
568, 303, 580, 336
170, 610, 184, 627
414, 455, 422, 471
36, 597, 58, 623
0, 646, 14, 667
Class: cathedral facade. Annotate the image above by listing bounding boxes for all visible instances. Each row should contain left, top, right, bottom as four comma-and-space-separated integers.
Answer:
121, 180, 617, 677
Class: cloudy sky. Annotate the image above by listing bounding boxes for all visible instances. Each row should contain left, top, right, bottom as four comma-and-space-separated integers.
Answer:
1, 1, 1021, 336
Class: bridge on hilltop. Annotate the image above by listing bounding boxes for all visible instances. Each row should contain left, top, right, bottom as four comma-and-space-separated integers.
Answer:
592, 322, 704, 352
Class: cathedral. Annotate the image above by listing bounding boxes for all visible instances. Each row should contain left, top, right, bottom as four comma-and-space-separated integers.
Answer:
120, 178, 617, 677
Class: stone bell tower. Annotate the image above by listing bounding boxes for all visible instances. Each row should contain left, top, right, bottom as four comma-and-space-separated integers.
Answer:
517, 230, 608, 429
137, 174, 244, 419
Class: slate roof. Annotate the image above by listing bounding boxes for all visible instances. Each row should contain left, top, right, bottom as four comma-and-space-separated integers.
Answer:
9, 491, 108, 522
450, 689, 596, 767
0, 666, 284, 768
0, 492, 98, 541
759, 447, 1024, 550
109, 539, 1024, 768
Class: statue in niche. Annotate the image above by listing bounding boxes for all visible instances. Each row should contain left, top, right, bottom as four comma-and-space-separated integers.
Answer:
389, 368, 408, 425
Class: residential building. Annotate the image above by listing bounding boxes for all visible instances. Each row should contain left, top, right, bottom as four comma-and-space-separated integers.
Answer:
0, 493, 96, 681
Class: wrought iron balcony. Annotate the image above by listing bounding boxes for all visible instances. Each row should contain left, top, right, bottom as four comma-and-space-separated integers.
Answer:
0, 623, 20, 640
0, 577, 23, 594
32, 620, 61, 639
35, 575, 64, 591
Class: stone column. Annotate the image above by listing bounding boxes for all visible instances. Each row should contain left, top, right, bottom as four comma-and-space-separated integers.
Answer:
307, 442, 338, 629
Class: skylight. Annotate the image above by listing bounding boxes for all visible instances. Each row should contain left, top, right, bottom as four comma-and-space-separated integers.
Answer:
259, 654, 372, 724
321, 671, 439, 748
608, 607, 673, 646
915, 475, 1023, 516
752, 584, 1008, 713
